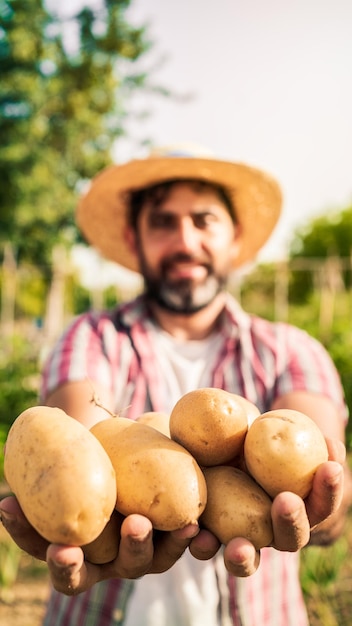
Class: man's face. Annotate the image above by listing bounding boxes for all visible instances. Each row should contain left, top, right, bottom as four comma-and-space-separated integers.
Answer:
129, 182, 240, 314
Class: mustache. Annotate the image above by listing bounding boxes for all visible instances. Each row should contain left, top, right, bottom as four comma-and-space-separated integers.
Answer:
161, 252, 211, 271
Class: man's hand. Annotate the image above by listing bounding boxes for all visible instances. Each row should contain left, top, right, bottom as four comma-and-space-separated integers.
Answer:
0, 496, 199, 595
0, 438, 347, 590
191, 440, 346, 577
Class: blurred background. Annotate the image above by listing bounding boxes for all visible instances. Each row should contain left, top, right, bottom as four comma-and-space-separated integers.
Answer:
1, 2, 352, 624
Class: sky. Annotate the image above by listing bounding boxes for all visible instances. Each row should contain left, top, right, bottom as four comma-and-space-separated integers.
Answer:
50, 0, 352, 284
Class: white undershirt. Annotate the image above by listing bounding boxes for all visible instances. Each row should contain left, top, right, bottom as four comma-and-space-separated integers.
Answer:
147, 322, 225, 413
123, 326, 229, 626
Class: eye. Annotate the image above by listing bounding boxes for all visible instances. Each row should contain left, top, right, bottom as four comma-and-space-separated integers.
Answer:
148, 212, 176, 229
193, 212, 218, 228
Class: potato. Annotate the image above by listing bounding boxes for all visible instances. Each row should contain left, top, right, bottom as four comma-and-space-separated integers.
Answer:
82, 510, 124, 564
91, 417, 207, 531
136, 411, 170, 437
169, 388, 248, 466
4, 406, 117, 545
200, 466, 273, 550
235, 396, 261, 426
244, 409, 329, 498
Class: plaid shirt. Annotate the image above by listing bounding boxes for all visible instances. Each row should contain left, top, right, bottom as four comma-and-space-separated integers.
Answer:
41, 294, 346, 626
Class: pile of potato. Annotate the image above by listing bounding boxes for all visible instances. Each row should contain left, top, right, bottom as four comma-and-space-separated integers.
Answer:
3, 388, 329, 562
169, 388, 328, 550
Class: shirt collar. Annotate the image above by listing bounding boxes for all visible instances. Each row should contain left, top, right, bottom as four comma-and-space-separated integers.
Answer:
117, 292, 250, 340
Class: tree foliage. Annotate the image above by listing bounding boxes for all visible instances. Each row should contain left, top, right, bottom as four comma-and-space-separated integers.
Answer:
290, 205, 352, 259
0, 0, 158, 276
288, 205, 352, 301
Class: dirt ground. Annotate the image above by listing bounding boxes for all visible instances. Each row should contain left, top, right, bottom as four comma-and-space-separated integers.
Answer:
0, 568, 50, 626
0, 504, 49, 626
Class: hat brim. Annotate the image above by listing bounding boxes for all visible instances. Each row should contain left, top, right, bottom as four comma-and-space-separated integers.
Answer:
76, 156, 282, 273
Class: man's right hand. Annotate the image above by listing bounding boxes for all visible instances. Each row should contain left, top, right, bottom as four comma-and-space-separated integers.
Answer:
0, 495, 201, 595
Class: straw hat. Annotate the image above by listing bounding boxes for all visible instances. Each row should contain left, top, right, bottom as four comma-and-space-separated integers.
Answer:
76, 143, 282, 272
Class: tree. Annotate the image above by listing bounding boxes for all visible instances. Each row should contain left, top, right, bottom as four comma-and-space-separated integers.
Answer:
288, 205, 352, 302
290, 205, 352, 260
0, 0, 160, 275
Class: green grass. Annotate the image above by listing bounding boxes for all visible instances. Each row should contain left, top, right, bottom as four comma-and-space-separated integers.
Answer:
301, 518, 352, 625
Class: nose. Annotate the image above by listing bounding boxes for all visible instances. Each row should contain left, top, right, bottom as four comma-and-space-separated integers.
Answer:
174, 217, 200, 253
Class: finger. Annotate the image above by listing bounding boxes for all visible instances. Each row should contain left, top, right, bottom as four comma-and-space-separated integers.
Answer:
47, 544, 101, 595
105, 514, 154, 579
325, 438, 346, 464
305, 461, 344, 528
189, 528, 221, 561
223, 537, 260, 577
151, 524, 200, 573
271, 492, 310, 551
46, 515, 155, 595
47, 514, 155, 595
0, 496, 49, 560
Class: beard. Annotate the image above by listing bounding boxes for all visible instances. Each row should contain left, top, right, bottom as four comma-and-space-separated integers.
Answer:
139, 252, 228, 314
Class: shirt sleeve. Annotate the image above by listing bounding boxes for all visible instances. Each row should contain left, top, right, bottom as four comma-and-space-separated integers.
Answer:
274, 322, 348, 422
40, 312, 114, 401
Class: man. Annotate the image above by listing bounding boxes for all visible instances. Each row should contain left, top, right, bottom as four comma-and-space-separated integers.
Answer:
1, 144, 351, 626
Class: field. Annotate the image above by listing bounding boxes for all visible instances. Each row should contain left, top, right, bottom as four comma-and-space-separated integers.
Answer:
0, 554, 49, 626
1, 507, 352, 626
301, 515, 352, 625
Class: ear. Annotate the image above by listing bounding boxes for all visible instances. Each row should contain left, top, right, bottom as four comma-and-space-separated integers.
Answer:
124, 226, 138, 256
229, 224, 243, 265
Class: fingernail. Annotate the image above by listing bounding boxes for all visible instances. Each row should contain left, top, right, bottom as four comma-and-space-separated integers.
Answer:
175, 524, 199, 539
129, 529, 152, 544
0, 509, 15, 523
328, 462, 343, 485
